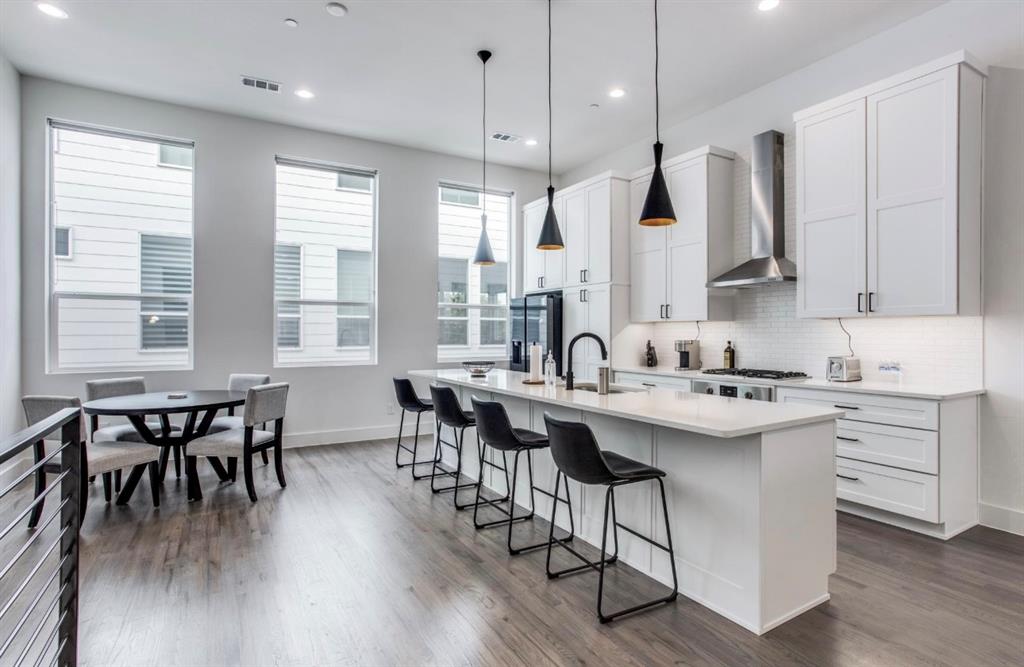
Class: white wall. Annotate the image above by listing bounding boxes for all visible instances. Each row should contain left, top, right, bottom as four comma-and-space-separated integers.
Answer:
566, 0, 1024, 534
20, 76, 549, 445
0, 52, 20, 439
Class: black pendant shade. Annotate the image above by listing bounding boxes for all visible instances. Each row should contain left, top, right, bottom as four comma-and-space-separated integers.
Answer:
639, 142, 676, 226
537, 186, 564, 249
473, 49, 496, 265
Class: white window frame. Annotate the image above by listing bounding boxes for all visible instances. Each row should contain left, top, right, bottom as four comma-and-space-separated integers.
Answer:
157, 143, 194, 170
436, 182, 512, 362
273, 155, 379, 368
45, 118, 196, 374
274, 242, 304, 351
439, 185, 481, 208
54, 226, 72, 260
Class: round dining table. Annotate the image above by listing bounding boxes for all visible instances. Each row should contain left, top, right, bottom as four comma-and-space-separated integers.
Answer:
82, 390, 246, 502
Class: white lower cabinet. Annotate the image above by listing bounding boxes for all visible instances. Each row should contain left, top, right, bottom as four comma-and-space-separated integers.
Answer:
614, 371, 692, 392
776, 386, 978, 540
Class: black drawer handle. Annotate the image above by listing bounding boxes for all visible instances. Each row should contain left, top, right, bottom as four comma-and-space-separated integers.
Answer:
834, 404, 860, 410
836, 474, 860, 482
836, 436, 861, 442
641, 382, 656, 388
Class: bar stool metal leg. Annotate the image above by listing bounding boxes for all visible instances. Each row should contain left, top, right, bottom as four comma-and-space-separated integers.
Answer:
471, 446, 558, 555
429, 423, 479, 509
395, 409, 440, 479
546, 472, 615, 579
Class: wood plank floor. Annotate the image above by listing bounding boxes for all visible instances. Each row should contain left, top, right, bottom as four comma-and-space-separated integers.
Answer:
5, 438, 1024, 666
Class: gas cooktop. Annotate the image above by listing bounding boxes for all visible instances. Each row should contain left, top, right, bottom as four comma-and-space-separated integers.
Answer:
702, 368, 809, 381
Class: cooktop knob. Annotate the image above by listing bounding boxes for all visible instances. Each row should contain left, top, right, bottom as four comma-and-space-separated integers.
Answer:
744, 391, 754, 399
705, 387, 714, 395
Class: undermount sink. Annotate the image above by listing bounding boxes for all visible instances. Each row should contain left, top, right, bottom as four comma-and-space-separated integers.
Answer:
571, 382, 646, 395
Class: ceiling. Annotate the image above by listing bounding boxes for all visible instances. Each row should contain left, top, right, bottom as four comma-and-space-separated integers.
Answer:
0, 0, 942, 173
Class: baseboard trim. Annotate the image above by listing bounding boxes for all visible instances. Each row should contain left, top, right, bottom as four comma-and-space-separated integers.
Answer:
282, 422, 434, 449
979, 502, 1024, 536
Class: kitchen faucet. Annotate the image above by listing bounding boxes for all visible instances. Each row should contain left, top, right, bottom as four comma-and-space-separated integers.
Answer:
564, 332, 608, 390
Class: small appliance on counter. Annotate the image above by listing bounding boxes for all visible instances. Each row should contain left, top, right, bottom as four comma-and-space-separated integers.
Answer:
645, 340, 658, 368
826, 356, 862, 382
674, 340, 700, 371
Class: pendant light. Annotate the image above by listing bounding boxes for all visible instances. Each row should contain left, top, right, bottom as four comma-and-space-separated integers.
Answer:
473, 49, 496, 265
536, 0, 564, 250
638, 0, 676, 227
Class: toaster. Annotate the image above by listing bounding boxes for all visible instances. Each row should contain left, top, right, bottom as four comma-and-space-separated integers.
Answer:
826, 356, 862, 382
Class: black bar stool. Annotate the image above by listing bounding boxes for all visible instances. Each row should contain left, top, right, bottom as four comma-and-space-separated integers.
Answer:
470, 397, 575, 555
543, 413, 679, 624
392, 378, 437, 480
428, 385, 480, 509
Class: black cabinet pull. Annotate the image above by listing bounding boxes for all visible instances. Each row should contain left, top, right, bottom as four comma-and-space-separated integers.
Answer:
834, 404, 860, 410
868, 292, 876, 312
665, 304, 671, 319
641, 382, 656, 387
857, 292, 864, 313
836, 436, 861, 442
836, 474, 860, 482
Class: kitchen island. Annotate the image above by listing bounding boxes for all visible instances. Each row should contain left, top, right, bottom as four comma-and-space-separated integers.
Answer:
410, 368, 844, 634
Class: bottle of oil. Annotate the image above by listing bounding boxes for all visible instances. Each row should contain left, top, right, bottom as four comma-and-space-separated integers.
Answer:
724, 341, 735, 369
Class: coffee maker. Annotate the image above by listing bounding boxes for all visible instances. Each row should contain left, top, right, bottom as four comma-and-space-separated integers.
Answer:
674, 340, 700, 371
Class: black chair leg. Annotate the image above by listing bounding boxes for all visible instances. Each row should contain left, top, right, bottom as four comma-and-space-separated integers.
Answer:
394, 409, 406, 468
114, 468, 122, 492
243, 448, 258, 502
173, 444, 182, 479
260, 449, 269, 465
397, 411, 437, 479
158, 446, 171, 482
430, 425, 478, 507
274, 443, 286, 488
102, 472, 112, 503
115, 464, 148, 505
28, 441, 47, 529
185, 455, 202, 501
148, 461, 160, 508
227, 457, 237, 482
545, 472, 607, 580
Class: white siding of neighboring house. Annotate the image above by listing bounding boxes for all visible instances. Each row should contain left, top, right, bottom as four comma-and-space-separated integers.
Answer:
51, 128, 193, 370
437, 190, 510, 360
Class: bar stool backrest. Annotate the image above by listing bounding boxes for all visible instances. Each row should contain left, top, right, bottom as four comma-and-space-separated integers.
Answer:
429, 385, 472, 428
85, 376, 146, 401
543, 413, 617, 485
228, 373, 271, 393
393, 378, 429, 411
470, 397, 520, 451
243, 383, 290, 427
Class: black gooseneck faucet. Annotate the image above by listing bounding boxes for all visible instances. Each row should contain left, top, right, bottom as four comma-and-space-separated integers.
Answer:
564, 332, 608, 390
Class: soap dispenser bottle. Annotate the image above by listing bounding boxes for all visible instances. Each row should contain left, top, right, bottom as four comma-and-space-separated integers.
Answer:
544, 351, 557, 386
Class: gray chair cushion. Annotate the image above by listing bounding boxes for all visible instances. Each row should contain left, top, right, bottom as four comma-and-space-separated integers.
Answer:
228, 374, 271, 393
88, 442, 160, 476
205, 415, 243, 434
188, 428, 275, 457
244, 383, 289, 427
85, 376, 146, 401
93, 422, 179, 443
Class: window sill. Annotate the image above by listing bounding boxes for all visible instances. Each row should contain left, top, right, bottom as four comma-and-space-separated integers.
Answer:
436, 351, 507, 364
273, 359, 377, 369
47, 363, 194, 375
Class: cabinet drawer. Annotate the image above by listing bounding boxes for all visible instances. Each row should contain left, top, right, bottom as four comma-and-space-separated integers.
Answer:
836, 457, 938, 522
615, 372, 692, 392
776, 387, 937, 430
836, 419, 938, 473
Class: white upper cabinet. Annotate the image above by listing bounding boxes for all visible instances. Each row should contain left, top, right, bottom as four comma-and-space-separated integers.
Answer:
562, 283, 617, 383
796, 99, 867, 318
629, 146, 735, 323
523, 173, 629, 293
794, 52, 984, 318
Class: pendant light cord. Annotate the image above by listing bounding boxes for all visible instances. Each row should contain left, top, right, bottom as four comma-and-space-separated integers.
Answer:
654, 0, 660, 143
482, 53, 487, 202
547, 0, 553, 187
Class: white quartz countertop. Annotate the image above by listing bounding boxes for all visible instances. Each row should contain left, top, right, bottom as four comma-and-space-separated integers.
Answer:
410, 369, 844, 439
614, 367, 985, 401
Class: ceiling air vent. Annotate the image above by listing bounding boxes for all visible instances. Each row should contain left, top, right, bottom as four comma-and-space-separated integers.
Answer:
490, 132, 521, 144
241, 76, 281, 93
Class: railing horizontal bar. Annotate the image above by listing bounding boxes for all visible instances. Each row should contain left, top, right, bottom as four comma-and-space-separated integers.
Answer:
0, 507, 69, 583
0, 535, 66, 623
0, 471, 71, 544
0, 559, 63, 659
14, 575, 65, 667
0, 445, 68, 501
30, 610, 63, 667
0, 411, 78, 466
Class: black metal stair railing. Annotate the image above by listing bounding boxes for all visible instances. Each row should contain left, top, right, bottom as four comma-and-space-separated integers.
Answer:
0, 407, 82, 667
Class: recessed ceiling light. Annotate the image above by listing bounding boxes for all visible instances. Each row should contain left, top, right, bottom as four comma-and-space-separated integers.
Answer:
295, 89, 315, 99
589, 103, 600, 109
325, 2, 348, 17
758, 0, 780, 11
284, 18, 298, 28
525, 139, 538, 147
36, 3, 69, 19
608, 88, 626, 99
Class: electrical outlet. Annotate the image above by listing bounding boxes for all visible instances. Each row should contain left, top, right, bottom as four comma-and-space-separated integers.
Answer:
386, 402, 395, 416
879, 360, 902, 375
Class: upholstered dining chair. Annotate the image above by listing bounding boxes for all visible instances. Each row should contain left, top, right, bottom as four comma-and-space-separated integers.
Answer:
85, 376, 181, 480
185, 382, 289, 503
206, 373, 271, 464
22, 395, 162, 524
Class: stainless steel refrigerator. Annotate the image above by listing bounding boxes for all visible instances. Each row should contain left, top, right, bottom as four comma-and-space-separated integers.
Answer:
509, 291, 563, 377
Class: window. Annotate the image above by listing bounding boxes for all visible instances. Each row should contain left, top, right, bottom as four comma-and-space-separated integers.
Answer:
275, 244, 301, 349
437, 184, 511, 359
440, 186, 480, 207
275, 157, 377, 366
158, 144, 193, 169
54, 227, 71, 259
47, 121, 194, 371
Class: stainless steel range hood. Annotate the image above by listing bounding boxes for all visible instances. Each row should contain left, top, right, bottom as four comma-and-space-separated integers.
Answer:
707, 130, 796, 288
